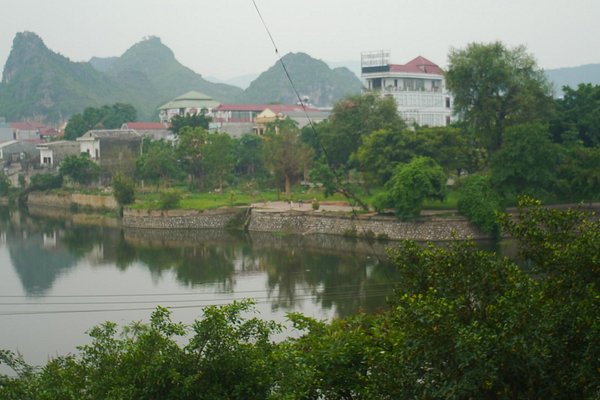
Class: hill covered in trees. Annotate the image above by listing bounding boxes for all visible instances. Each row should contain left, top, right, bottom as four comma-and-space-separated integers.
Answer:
0, 33, 363, 123
238, 52, 363, 107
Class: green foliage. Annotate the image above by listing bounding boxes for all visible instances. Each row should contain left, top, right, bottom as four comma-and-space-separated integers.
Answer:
457, 174, 504, 235
235, 133, 265, 177
490, 123, 558, 201
29, 173, 63, 191
375, 156, 447, 219
176, 127, 208, 189
203, 132, 235, 191
555, 144, 600, 201
158, 189, 182, 210
354, 128, 414, 184
262, 120, 313, 196
135, 140, 181, 186
318, 92, 405, 167
550, 83, 600, 146
446, 41, 553, 152
59, 153, 101, 186
112, 172, 135, 207
64, 103, 137, 140
169, 112, 211, 134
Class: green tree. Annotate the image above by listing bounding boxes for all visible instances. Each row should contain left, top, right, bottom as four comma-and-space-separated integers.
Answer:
354, 128, 414, 185
169, 112, 212, 134
550, 83, 600, 146
203, 132, 235, 191
457, 174, 504, 235
235, 133, 264, 177
59, 153, 101, 186
318, 92, 405, 167
112, 171, 135, 208
135, 140, 180, 187
373, 156, 446, 219
176, 127, 208, 189
446, 42, 552, 152
262, 119, 313, 196
490, 123, 558, 201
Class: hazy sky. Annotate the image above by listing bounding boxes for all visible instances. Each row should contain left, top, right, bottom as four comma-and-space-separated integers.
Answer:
1, 0, 599, 80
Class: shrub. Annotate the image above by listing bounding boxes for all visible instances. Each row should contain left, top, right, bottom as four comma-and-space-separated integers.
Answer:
158, 189, 182, 210
112, 172, 135, 207
457, 174, 504, 235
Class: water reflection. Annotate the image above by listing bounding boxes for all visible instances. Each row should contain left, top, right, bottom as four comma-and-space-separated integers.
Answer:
0, 208, 400, 317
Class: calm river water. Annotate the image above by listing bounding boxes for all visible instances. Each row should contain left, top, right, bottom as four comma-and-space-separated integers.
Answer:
0, 207, 404, 368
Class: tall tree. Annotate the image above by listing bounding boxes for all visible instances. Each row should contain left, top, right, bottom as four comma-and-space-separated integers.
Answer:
203, 133, 235, 191
176, 127, 208, 189
490, 123, 558, 201
446, 42, 552, 152
262, 119, 313, 196
135, 140, 180, 187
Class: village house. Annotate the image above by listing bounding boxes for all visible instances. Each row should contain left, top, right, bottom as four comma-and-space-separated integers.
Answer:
158, 91, 220, 124
76, 129, 142, 176
121, 121, 173, 142
37, 140, 81, 170
0, 140, 39, 186
361, 51, 453, 127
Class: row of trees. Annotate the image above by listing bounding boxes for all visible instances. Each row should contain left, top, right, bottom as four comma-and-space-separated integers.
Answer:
1, 199, 597, 398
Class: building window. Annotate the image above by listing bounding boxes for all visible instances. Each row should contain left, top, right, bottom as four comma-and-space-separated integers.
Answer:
445, 97, 451, 108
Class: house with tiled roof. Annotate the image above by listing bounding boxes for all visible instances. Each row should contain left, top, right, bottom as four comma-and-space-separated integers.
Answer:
158, 91, 220, 124
361, 51, 453, 127
121, 122, 173, 142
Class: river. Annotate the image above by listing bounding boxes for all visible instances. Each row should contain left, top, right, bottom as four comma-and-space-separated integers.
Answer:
0, 207, 403, 368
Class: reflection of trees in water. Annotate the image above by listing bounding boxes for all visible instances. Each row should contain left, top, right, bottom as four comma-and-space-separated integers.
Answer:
251, 240, 401, 318
1, 207, 400, 316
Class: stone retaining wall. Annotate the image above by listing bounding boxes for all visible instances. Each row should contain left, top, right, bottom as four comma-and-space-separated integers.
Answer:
122, 207, 245, 230
248, 210, 486, 241
123, 206, 487, 241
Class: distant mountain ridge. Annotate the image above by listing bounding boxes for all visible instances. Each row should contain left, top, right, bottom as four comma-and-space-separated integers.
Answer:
545, 64, 600, 96
0, 32, 363, 123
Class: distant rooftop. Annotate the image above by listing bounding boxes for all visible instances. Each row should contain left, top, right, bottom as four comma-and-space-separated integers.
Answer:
77, 129, 141, 140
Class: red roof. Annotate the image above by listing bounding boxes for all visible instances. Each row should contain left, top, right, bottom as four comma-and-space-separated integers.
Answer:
214, 104, 320, 113
10, 121, 50, 130
389, 56, 444, 75
123, 122, 168, 130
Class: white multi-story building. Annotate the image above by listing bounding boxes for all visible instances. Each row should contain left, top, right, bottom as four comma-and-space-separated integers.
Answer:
361, 51, 452, 127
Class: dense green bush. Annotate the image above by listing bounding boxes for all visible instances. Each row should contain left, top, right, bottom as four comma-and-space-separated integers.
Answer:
158, 189, 182, 210
112, 172, 135, 207
457, 174, 504, 235
29, 173, 63, 191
